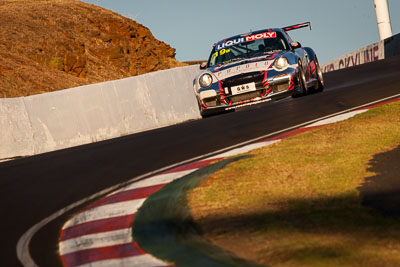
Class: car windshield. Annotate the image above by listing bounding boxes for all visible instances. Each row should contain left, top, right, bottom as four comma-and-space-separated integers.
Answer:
208, 31, 289, 67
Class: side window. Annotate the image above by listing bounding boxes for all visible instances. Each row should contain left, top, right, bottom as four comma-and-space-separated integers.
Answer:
209, 53, 217, 67
285, 32, 294, 44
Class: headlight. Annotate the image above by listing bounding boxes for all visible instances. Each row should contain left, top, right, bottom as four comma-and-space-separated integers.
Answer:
274, 57, 288, 70
199, 73, 213, 88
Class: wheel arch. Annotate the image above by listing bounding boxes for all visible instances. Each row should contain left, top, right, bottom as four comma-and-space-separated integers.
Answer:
302, 47, 317, 61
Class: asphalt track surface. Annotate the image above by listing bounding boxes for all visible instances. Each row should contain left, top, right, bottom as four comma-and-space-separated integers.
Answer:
1, 55, 400, 267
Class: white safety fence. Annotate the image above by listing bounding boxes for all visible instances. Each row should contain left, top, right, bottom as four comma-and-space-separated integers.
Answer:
0, 65, 201, 160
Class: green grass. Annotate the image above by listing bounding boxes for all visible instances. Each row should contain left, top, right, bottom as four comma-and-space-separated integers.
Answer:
188, 101, 400, 267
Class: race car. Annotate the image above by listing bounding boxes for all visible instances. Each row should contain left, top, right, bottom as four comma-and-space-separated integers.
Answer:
193, 22, 324, 117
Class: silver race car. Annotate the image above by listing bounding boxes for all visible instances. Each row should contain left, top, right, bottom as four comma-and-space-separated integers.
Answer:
193, 22, 324, 117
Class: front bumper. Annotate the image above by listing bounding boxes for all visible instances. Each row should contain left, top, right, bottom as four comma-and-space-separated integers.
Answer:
198, 67, 299, 113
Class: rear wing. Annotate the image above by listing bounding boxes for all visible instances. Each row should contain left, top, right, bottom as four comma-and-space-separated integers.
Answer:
282, 22, 311, 32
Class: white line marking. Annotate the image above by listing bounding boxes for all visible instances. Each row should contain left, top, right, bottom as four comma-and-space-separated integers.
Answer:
305, 110, 368, 128
77, 254, 168, 267
207, 140, 280, 160
122, 169, 197, 192
59, 229, 133, 255
63, 199, 145, 229
17, 93, 400, 266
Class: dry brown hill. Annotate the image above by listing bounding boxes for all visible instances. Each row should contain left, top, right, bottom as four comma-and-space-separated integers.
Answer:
0, 0, 185, 98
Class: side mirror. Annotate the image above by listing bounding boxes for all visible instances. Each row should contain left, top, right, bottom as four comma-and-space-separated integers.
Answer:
291, 42, 302, 49
200, 63, 207, 70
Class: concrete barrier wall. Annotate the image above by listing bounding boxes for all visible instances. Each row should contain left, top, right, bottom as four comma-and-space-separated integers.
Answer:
384, 34, 400, 58
322, 32, 400, 73
0, 98, 35, 158
0, 65, 201, 159
321, 41, 384, 73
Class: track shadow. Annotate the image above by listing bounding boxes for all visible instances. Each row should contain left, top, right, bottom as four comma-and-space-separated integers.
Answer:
195, 191, 400, 265
196, 193, 400, 239
191, 147, 400, 265
134, 151, 400, 266
358, 145, 400, 217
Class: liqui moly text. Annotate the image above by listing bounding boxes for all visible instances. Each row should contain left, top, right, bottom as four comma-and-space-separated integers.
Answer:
216, 32, 277, 51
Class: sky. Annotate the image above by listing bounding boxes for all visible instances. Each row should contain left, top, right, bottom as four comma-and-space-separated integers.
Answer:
82, 0, 400, 64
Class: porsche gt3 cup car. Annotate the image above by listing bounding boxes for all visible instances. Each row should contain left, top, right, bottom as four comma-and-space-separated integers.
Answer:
193, 22, 324, 117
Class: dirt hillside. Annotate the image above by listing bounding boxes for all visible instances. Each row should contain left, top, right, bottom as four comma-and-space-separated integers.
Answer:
0, 0, 185, 98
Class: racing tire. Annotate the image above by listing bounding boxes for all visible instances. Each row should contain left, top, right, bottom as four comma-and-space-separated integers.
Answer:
311, 56, 324, 93
292, 61, 308, 98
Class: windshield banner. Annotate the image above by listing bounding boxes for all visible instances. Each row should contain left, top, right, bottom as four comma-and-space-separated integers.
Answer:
216, 32, 276, 51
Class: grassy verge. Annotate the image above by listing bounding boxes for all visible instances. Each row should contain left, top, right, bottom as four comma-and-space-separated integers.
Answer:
187, 101, 400, 267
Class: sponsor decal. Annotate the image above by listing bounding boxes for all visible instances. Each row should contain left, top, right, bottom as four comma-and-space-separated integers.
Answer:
213, 48, 231, 59
214, 60, 274, 80
216, 32, 277, 51
322, 42, 384, 73
310, 61, 316, 73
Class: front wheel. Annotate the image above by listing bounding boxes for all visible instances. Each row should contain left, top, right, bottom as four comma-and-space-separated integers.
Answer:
292, 61, 308, 98
312, 56, 324, 93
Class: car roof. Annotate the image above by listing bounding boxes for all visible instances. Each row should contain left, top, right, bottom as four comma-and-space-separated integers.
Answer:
214, 28, 285, 47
